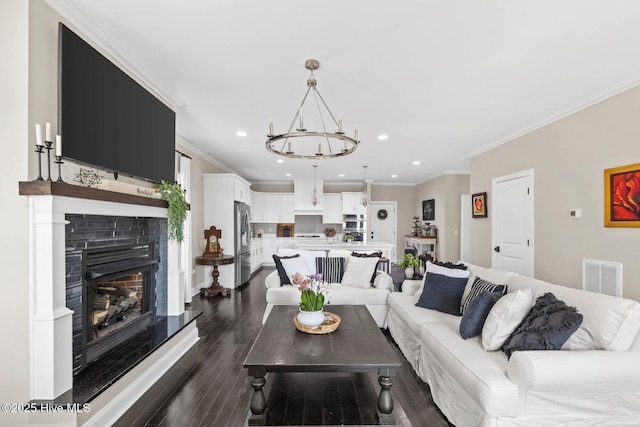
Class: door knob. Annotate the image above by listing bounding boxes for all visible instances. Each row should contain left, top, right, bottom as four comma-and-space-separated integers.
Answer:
494, 246, 500, 253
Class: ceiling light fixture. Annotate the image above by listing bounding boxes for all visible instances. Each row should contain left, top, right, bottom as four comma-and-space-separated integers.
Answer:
266, 59, 359, 159
412, 160, 421, 165
276, 159, 284, 163
236, 130, 247, 137
311, 165, 319, 206
361, 165, 369, 207
377, 134, 388, 140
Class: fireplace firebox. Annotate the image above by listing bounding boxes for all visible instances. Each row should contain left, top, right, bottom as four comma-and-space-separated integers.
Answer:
82, 244, 158, 367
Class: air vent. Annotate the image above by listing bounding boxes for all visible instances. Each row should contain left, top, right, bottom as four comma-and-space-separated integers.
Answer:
582, 259, 622, 297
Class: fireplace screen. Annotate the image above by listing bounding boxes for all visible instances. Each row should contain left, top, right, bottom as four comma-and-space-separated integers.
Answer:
89, 273, 145, 341
83, 244, 158, 367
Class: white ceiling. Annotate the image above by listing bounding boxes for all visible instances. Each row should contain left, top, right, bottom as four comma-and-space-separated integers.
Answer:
52, 0, 640, 185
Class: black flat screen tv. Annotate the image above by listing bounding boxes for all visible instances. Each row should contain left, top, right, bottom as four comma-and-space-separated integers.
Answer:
58, 23, 176, 184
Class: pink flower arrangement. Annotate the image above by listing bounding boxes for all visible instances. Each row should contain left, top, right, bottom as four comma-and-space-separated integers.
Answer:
291, 273, 326, 312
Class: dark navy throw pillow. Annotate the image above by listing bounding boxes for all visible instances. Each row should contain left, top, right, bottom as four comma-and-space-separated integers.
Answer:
459, 291, 503, 339
415, 272, 468, 316
273, 254, 300, 285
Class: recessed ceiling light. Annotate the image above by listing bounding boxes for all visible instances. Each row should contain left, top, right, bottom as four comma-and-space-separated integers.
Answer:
285, 173, 291, 177
236, 130, 247, 137
391, 174, 398, 178
377, 134, 388, 140
412, 160, 421, 165
338, 174, 345, 177
276, 159, 284, 163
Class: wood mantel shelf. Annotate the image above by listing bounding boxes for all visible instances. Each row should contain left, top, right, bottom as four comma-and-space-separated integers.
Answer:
19, 181, 190, 210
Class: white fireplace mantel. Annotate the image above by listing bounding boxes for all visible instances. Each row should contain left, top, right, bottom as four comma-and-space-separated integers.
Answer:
21, 181, 186, 400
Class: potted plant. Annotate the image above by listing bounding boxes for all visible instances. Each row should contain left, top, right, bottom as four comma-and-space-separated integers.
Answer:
154, 181, 187, 243
398, 253, 419, 279
292, 272, 327, 327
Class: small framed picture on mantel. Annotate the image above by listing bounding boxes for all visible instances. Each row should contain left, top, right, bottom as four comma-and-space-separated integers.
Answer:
472, 192, 488, 218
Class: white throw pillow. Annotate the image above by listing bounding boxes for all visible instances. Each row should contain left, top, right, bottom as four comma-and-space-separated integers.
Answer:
278, 249, 326, 274
280, 256, 313, 280
482, 288, 534, 351
341, 256, 379, 288
414, 262, 471, 302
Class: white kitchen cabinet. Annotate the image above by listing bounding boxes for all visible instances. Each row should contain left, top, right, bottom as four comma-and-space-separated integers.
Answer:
252, 192, 268, 222
262, 238, 279, 266
294, 180, 323, 212
342, 192, 367, 215
261, 238, 295, 266
269, 193, 294, 222
252, 192, 294, 223
234, 176, 251, 205
322, 193, 343, 223
250, 239, 263, 274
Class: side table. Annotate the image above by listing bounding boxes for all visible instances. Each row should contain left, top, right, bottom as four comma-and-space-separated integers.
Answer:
196, 255, 234, 298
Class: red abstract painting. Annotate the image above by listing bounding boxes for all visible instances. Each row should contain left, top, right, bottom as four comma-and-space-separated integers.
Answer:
605, 163, 640, 227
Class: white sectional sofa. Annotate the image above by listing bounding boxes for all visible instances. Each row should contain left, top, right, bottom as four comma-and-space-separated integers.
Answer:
387, 262, 640, 426
263, 249, 393, 327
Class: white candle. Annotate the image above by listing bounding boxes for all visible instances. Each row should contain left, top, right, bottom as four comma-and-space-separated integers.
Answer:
338, 113, 343, 132
317, 143, 322, 154
45, 122, 51, 141
55, 135, 62, 156
299, 108, 303, 129
288, 141, 292, 152
269, 118, 273, 135
354, 128, 359, 141
35, 123, 43, 146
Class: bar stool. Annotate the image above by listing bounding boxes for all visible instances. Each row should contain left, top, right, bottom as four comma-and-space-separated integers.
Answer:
378, 257, 390, 273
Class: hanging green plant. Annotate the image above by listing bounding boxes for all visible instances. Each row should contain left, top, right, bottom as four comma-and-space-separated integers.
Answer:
154, 181, 187, 243
377, 209, 388, 220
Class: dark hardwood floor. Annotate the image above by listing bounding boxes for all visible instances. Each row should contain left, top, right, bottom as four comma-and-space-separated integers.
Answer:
114, 268, 452, 427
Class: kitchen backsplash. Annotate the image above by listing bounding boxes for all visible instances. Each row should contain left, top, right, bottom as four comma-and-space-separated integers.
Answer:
252, 215, 342, 236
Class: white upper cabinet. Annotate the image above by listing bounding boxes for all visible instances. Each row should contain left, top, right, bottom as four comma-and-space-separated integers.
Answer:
322, 193, 343, 223
252, 192, 268, 222
251, 192, 294, 223
265, 193, 294, 223
234, 176, 251, 205
294, 180, 323, 212
342, 192, 367, 215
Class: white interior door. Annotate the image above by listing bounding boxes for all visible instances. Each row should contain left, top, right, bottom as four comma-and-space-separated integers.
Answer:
492, 169, 534, 276
460, 194, 471, 262
370, 201, 397, 262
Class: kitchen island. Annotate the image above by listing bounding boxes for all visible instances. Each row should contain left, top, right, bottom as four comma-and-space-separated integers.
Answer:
292, 240, 395, 261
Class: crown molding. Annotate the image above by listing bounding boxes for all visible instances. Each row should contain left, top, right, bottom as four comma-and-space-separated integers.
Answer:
176, 135, 232, 173
417, 169, 470, 185
466, 73, 640, 159
44, 0, 183, 109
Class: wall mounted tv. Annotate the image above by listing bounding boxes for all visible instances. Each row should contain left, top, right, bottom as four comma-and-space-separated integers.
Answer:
58, 23, 176, 184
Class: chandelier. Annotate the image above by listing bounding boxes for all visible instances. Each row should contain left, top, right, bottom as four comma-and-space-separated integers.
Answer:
266, 59, 360, 159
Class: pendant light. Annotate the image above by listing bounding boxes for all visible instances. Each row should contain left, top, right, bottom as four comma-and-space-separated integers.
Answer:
361, 165, 369, 207
311, 165, 319, 206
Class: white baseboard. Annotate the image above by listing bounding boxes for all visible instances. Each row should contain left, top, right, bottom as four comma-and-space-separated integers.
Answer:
81, 325, 199, 427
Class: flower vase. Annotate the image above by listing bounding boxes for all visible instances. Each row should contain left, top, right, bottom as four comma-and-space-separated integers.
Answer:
297, 308, 325, 327
405, 267, 414, 279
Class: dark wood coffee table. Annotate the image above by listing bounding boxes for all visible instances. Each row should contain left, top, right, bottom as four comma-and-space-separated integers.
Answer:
243, 305, 402, 425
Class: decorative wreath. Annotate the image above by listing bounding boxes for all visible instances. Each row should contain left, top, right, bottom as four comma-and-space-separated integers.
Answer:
377, 209, 388, 220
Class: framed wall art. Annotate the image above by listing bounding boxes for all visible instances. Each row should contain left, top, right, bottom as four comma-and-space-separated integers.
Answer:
472, 192, 488, 218
604, 163, 640, 227
422, 199, 435, 221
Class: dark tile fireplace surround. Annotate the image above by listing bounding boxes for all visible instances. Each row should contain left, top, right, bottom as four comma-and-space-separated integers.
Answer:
64, 214, 199, 404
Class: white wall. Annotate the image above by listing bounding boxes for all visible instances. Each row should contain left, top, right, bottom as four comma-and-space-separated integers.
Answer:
415, 174, 470, 262
1, 1, 36, 425
470, 84, 640, 302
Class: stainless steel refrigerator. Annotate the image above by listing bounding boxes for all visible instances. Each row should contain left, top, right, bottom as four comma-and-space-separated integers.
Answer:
234, 202, 251, 286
